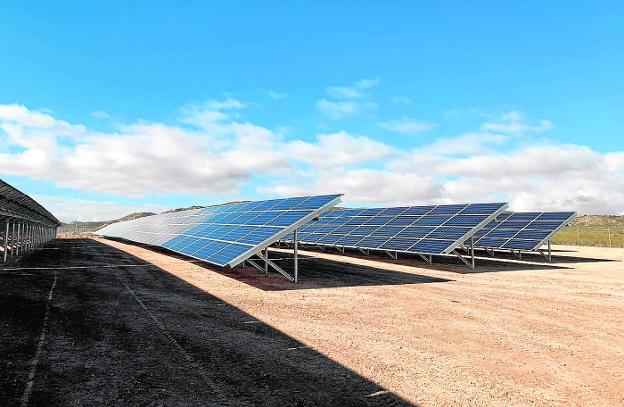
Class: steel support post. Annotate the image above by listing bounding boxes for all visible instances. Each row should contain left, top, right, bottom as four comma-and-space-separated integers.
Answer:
547, 240, 552, 262
10, 222, 16, 258
470, 236, 475, 269
3, 219, 9, 263
15, 222, 21, 256
264, 247, 268, 274
293, 229, 299, 283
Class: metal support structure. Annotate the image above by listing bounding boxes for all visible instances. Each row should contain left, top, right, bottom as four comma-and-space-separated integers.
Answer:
384, 250, 398, 260
452, 247, 476, 269
3, 220, 8, 263
470, 236, 475, 269
357, 248, 370, 256
264, 247, 268, 274
15, 222, 21, 256
255, 252, 294, 282
11, 222, 15, 258
336, 246, 345, 254
417, 253, 433, 264
293, 229, 299, 283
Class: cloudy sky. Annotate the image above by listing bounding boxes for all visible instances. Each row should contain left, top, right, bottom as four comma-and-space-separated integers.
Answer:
1, 2, 623, 222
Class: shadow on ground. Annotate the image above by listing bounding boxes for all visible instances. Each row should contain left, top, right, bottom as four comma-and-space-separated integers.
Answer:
288, 245, 575, 275
103, 237, 453, 291
0, 238, 415, 407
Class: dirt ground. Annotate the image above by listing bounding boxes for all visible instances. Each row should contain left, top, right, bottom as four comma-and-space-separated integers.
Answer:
1, 238, 623, 406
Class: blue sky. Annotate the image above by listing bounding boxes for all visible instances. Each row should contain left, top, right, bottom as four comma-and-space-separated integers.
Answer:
0, 1, 623, 221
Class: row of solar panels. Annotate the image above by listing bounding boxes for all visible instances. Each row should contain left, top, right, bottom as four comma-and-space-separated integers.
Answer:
283, 208, 576, 253
95, 194, 576, 269
96, 195, 343, 267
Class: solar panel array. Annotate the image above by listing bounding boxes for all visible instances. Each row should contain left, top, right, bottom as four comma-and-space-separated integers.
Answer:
96, 194, 341, 267
283, 203, 508, 255
469, 211, 576, 251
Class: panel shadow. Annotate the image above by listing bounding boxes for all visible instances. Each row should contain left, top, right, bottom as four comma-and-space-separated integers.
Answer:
100, 237, 453, 291
0, 238, 415, 407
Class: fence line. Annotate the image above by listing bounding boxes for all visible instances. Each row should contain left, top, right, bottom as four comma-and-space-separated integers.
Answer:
552, 225, 624, 248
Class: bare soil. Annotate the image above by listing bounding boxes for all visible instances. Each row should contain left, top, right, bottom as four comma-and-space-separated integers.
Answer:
1, 238, 623, 406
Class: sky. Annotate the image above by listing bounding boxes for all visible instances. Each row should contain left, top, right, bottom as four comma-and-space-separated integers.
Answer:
0, 1, 623, 222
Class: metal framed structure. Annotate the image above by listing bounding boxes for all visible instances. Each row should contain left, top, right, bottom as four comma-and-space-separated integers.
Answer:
96, 195, 342, 282
280, 203, 508, 269
1, 179, 60, 262
466, 211, 577, 261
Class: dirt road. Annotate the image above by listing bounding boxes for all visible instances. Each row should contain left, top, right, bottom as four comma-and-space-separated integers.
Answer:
2, 238, 623, 406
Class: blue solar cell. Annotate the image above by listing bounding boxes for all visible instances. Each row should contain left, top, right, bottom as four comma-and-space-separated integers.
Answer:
507, 212, 541, 221
192, 240, 229, 258
237, 227, 283, 244
502, 240, 541, 250
499, 221, 531, 229
472, 237, 508, 248
247, 211, 281, 225
428, 204, 468, 215
305, 233, 327, 243
426, 227, 472, 239
266, 210, 312, 226
408, 239, 454, 254
206, 243, 250, 265
335, 235, 364, 246
385, 216, 419, 226
332, 226, 357, 234
293, 195, 339, 209
344, 209, 365, 216
163, 235, 193, 250
380, 238, 419, 251
414, 215, 451, 226
445, 214, 489, 226
460, 203, 506, 214
370, 226, 404, 237
345, 216, 368, 225
222, 226, 261, 241
357, 236, 391, 248
396, 227, 435, 238
380, 207, 408, 216
360, 208, 385, 216
401, 206, 435, 215
316, 234, 342, 244
536, 212, 575, 221
514, 230, 550, 240
364, 216, 393, 226
350, 225, 379, 235
484, 230, 517, 239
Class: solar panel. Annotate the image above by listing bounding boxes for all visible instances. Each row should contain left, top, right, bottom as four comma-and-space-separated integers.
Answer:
283, 203, 508, 255
469, 211, 576, 251
96, 194, 342, 267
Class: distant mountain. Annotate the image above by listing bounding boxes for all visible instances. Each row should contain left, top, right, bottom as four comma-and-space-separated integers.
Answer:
58, 211, 156, 234
571, 215, 624, 226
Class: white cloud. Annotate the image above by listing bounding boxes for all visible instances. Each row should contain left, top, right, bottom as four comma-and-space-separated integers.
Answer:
480, 110, 553, 134
2, 103, 622, 216
91, 110, 111, 119
35, 195, 167, 223
317, 79, 379, 119
0, 102, 286, 198
378, 118, 437, 135
287, 131, 394, 168
316, 99, 362, 119
263, 89, 288, 99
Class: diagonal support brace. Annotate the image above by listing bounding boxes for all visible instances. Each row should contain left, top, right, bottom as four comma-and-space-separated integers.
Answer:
256, 252, 295, 282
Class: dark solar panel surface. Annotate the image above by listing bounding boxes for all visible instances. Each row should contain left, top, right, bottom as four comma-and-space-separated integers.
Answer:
283, 203, 508, 255
96, 194, 341, 266
470, 211, 576, 251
